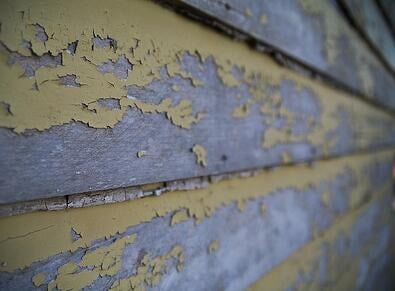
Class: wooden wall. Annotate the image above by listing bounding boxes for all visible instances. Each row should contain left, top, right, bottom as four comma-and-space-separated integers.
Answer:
0, 0, 394, 290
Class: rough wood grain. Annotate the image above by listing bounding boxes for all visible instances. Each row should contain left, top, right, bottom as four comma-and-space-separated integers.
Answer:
1, 53, 394, 203
0, 151, 393, 290
0, 0, 395, 204
174, 0, 395, 111
340, 0, 395, 72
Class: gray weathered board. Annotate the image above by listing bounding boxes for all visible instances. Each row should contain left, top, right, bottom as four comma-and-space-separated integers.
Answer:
173, 0, 395, 111
377, 0, 395, 34
340, 0, 395, 72
1, 51, 395, 204
1, 157, 394, 290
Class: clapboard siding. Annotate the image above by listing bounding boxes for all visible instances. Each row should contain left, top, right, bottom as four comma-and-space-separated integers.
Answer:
174, 0, 395, 111
377, 0, 395, 34
1, 0, 395, 204
0, 150, 393, 290
340, 0, 395, 72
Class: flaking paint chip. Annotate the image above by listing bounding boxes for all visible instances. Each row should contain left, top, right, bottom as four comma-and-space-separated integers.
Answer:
137, 150, 146, 158
192, 144, 207, 167
32, 272, 46, 287
208, 240, 219, 253
260, 203, 267, 216
260, 14, 268, 24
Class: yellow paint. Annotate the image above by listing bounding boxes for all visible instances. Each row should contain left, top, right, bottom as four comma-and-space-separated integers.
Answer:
260, 203, 267, 216
171, 209, 190, 226
48, 234, 136, 290
260, 14, 268, 25
125, 97, 204, 129
137, 150, 146, 158
281, 152, 293, 164
0, 0, 388, 137
299, 0, 375, 96
245, 8, 253, 17
110, 245, 184, 290
192, 144, 207, 167
248, 190, 389, 291
0, 149, 391, 273
321, 191, 331, 206
208, 240, 220, 253
32, 272, 46, 287
232, 102, 251, 118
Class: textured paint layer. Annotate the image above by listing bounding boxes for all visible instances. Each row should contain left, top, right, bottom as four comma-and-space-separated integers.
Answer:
0, 0, 394, 134
0, 150, 393, 290
0, 150, 392, 271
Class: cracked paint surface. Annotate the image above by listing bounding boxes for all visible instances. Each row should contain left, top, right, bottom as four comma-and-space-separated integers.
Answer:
1, 0, 395, 204
0, 0, 394, 136
0, 150, 393, 290
179, 0, 395, 109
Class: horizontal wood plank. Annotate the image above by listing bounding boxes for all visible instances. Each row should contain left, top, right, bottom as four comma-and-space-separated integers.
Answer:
0, 0, 395, 204
377, 0, 395, 34
340, 0, 395, 72
0, 151, 393, 289
175, 0, 395, 111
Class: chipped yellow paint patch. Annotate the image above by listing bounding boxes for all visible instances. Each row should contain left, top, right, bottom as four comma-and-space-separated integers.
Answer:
110, 245, 184, 290
192, 144, 207, 167
281, 152, 293, 164
260, 203, 267, 216
0, 0, 386, 137
126, 97, 204, 129
321, 191, 331, 206
208, 240, 220, 253
0, 150, 392, 272
232, 102, 251, 118
260, 14, 268, 25
49, 235, 136, 291
32, 272, 46, 287
171, 209, 190, 226
137, 150, 147, 158
245, 8, 253, 17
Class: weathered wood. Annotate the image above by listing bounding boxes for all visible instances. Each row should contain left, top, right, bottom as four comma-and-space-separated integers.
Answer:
0, 151, 393, 290
0, 0, 395, 204
174, 0, 395, 111
340, 0, 395, 72
377, 0, 395, 34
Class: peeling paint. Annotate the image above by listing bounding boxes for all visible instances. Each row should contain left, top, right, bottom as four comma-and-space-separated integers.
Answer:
49, 235, 136, 290
260, 203, 267, 216
110, 245, 184, 290
192, 144, 207, 167
260, 14, 268, 25
0, 150, 391, 274
171, 209, 190, 226
0, 0, 387, 137
208, 240, 219, 253
137, 151, 146, 158
32, 272, 46, 287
